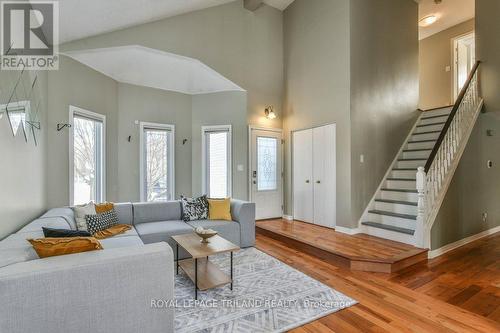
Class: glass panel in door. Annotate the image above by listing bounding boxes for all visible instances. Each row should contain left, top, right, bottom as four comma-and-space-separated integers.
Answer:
257, 137, 278, 191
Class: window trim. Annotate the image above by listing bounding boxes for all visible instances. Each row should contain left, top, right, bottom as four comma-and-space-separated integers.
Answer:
139, 121, 175, 202
69, 105, 106, 206
202, 125, 232, 198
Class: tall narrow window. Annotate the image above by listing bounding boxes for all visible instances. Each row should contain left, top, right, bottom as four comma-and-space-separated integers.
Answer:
140, 122, 175, 202
70, 106, 105, 205
202, 125, 232, 198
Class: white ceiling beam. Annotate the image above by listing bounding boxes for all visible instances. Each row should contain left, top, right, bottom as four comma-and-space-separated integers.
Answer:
244, 0, 264, 11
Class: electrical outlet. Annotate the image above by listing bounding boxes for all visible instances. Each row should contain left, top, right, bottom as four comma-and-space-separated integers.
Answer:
360, 154, 364, 163
482, 212, 488, 222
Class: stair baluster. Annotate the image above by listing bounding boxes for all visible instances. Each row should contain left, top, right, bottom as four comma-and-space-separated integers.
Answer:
416, 62, 482, 248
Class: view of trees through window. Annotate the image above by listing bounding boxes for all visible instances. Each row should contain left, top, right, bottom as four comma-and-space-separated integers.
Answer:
206, 131, 229, 198
73, 115, 102, 205
144, 129, 169, 202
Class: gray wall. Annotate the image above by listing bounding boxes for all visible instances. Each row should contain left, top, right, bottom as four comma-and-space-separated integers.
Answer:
117, 83, 192, 202
476, 0, 500, 113
192, 92, 248, 200
431, 0, 500, 249
0, 72, 48, 239
431, 113, 500, 249
283, 0, 418, 228
47, 56, 118, 208
60, 0, 284, 129
419, 20, 475, 110
47, 61, 247, 205
349, 0, 419, 225
283, 0, 351, 225
49, 1, 284, 206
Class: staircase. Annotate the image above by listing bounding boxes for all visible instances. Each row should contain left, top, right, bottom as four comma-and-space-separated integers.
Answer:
359, 62, 483, 248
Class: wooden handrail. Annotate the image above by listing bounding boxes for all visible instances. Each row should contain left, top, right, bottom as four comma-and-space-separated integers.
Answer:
424, 60, 481, 172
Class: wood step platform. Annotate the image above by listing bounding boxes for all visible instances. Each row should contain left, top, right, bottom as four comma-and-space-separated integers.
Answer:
256, 219, 428, 273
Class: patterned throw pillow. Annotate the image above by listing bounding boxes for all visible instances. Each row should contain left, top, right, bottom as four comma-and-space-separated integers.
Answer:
85, 210, 119, 235
180, 195, 209, 222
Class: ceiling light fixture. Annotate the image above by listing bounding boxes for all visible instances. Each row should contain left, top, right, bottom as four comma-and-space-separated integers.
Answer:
419, 15, 438, 27
265, 106, 277, 120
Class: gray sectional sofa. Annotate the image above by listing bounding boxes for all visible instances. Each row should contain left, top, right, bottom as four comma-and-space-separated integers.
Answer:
0, 199, 255, 333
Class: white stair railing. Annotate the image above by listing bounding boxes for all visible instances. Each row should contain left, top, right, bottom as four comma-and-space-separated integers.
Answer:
415, 62, 483, 248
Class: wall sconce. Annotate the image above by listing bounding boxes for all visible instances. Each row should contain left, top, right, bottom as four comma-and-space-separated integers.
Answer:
265, 106, 277, 120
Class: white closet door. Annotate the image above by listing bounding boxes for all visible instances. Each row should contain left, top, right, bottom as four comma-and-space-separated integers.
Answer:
313, 124, 336, 228
293, 129, 313, 223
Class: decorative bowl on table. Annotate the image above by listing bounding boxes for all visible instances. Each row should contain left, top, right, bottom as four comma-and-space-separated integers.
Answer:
195, 227, 218, 243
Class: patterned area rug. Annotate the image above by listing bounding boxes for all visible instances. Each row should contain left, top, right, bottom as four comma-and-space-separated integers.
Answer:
174, 247, 356, 333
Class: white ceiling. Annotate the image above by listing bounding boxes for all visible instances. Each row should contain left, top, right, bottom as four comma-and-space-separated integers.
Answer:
53, 0, 294, 44
63, 45, 245, 95
418, 0, 475, 40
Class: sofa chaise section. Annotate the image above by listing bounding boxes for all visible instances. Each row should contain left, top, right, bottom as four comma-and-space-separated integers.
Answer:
0, 243, 174, 333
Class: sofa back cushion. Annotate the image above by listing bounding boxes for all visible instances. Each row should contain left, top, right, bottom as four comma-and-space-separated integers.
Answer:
133, 201, 181, 225
40, 208, 77, 230
113, 203, 133, 225
18, 217, 74, 233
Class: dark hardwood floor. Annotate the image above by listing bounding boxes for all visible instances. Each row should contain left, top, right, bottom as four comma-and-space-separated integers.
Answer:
255, 230, 500, 332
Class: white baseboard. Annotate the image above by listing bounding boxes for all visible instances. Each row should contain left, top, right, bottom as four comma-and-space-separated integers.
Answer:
282, 215, 294, 221
335, 226, 361, 235
428, 225, 500, 259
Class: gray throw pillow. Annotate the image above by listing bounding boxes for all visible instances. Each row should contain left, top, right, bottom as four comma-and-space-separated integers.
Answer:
180, 195, 209, 222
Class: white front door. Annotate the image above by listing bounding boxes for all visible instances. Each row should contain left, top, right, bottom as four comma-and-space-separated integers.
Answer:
250, 128, 283, 220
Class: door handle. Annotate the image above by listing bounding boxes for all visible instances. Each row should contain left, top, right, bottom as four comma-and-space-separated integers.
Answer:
316, 180, 321, 184
305, 180, 310, 183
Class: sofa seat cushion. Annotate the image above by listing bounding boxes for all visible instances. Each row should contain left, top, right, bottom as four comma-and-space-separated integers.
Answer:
99, 236, 144, 249
186, 220, 240, 246
135, 221, 193, 244
135, 221, 194, 260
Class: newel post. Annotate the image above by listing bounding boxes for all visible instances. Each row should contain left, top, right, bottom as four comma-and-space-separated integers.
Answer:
414, 167, 428, 249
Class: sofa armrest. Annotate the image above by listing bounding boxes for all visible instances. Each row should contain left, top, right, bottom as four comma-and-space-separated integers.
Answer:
230, 199, 256, 248
0, 243, 174, 333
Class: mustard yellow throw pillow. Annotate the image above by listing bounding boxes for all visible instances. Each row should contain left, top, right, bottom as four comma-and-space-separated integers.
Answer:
95, 202, 114, 214
208, 198, 232, 221
94, 224, 132, 240
28, 237, 103, 258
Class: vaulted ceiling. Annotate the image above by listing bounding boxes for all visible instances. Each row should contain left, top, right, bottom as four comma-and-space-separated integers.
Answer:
57, 0, 295, 44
